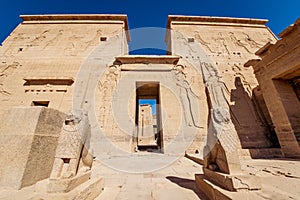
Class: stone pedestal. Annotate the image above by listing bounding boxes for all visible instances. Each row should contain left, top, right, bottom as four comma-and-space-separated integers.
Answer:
34, 174, 104, 200
195, 168, 261, 200
202, 168, 261, 191
47, 172, 91, 193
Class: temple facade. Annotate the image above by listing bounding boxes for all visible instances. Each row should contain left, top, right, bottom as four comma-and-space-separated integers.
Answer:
0, 14, 299, 199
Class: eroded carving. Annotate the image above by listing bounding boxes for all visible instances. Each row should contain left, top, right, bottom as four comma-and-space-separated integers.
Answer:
63, 29, 102, 55
215, 32, 230, 55
194, 31, 215, 53
30, 30, 50, 46
83, 29, 102, 50
64, 34, 84, 56
0, 62, 20, 96
201, 62, 241, 174
50, 110, 93, 180
43, 29, 64, 49
173, 64, 201, 128
242, 32, 264, 49
97, 65, 121, 128
229, 32, 252, 53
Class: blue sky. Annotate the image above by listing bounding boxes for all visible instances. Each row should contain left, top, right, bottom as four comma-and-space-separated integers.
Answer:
0, 0, 299, 53
139, 99, 157, 115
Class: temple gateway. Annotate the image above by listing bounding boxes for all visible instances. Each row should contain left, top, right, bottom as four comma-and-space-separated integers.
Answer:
0, 14, 299, 199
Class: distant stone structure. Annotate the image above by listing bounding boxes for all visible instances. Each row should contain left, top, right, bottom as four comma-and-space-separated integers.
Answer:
0, 14, 299, 199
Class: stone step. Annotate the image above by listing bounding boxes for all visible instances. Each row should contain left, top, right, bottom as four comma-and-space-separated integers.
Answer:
195, 174, 264, 200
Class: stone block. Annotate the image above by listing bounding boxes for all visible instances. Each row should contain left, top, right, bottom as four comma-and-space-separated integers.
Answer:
195, 174, 263, 200
34, 175, 104, 200
47, 172, 91, 193
0, 106, 65, 189
203, 168, 261, 191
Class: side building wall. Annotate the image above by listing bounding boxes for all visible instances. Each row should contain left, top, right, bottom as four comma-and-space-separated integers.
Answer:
247, 18, 300, 158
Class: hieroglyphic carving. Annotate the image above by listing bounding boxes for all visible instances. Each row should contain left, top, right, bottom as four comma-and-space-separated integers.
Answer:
50, 111, 93, 180
173, 64, 202, 128
97, 65, 121, 128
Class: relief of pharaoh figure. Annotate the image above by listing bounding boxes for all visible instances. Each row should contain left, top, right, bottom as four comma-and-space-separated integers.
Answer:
173, 64, 201, 128
201, 62, 241, 174
50, 110, 93, 180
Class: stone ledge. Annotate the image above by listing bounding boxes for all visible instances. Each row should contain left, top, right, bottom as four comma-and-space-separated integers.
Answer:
167, 15, 268, 29
195, 174, 263, 200
203, 168, 261, 191
35, 176, 103, 200
47, 172, 91, 193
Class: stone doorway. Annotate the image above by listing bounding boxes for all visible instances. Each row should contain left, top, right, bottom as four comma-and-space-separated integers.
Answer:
135, 82, 163, 152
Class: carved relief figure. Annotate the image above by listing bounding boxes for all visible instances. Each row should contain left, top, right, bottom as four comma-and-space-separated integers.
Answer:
83, 29, 102, 51
64, 35, 84, 56
194, 31, 215, 53
30, 30, 50, 46
201, 62, 241, 174
97, 65, 121, 128
64, 29, 102, 55
228, 31, 264, 54
241, 32, 264, 49
215, 32, 230, 55
50, 111, 93, 180
43, 29, 64, 49
173, 65, 201, 128
228, 32, 252, 53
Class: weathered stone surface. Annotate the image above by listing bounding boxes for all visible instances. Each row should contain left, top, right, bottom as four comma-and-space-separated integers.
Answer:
48, 171, 91, 193
0, 14, 299, 200
0, 106, 65, 189
47, 109, 95, 195
34, 174, 103, 200
202, 168, 261, 191
167, 15, 279, 155
246, 17, 300, 158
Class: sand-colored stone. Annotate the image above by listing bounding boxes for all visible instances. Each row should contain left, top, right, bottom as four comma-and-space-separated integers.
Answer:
137, 104, 156, 147
245, 17, 300, 158
0, 106, 66, 189
0, 14, 299, 200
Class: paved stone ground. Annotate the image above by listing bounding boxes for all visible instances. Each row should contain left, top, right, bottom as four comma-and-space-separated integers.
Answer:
93, 156, 208, 200
242, 158, 300, 200
93, 156, 300, 200
0, 156, 299, 200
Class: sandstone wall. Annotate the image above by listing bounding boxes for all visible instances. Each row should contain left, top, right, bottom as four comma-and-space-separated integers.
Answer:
0, 15, 129, 117
166, 16, 279, 152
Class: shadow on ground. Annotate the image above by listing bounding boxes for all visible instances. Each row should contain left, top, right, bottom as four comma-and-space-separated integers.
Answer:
166, 176, 209, 200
